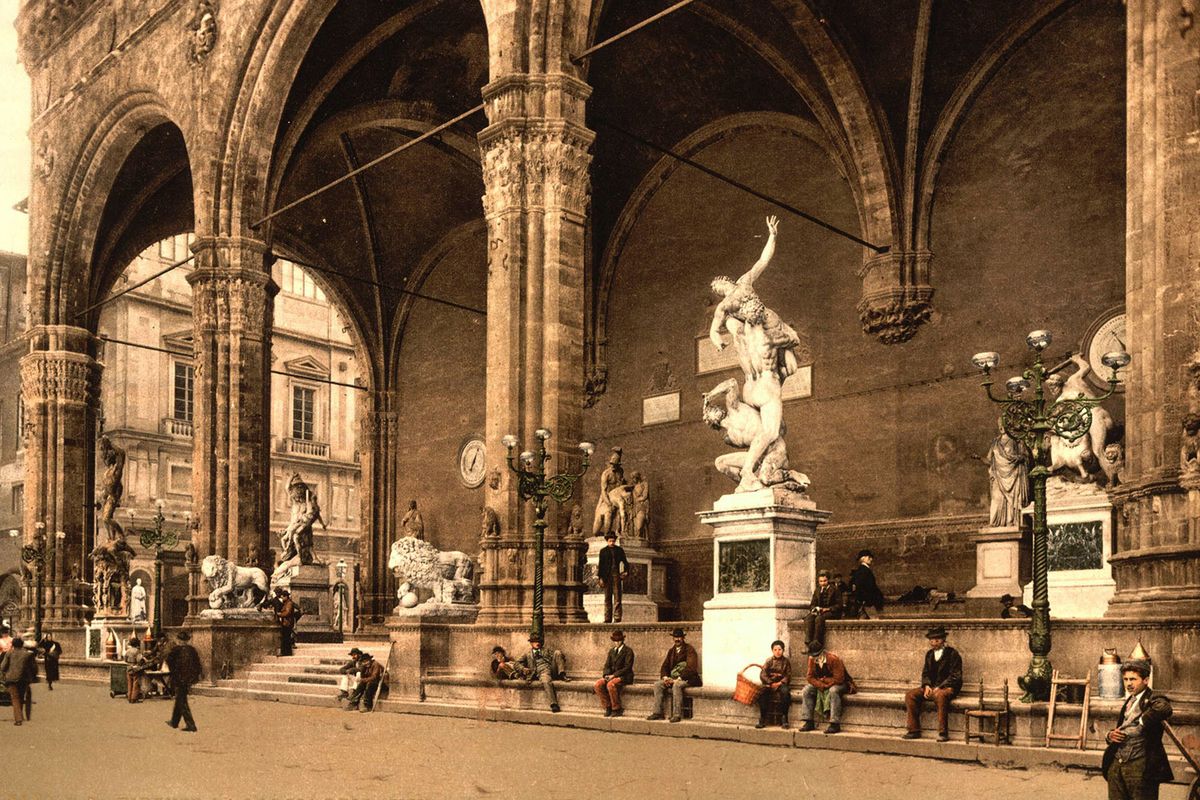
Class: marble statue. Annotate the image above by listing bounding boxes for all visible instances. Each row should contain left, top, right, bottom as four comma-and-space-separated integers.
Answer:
272, 473, 325, 583
1046, 354, 1118, 485
707, 216, 806, 493
90, 436, 137, 614
565, 504, 584, 540
129, 578, 148, 621
481, 506, 501, 539
703, 377, 809, 492
387, 536, 476, 605
331, 579, 348, 631
983, 421, 1030, 527
630, 471, 650, 542
402, 499, 425, 540
592, 448, 631, 537
202, 555, 270, 609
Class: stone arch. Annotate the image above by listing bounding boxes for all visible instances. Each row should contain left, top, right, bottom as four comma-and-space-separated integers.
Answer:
40, 91, 187, 326
594, 111, 845, 373
915, 0, 1077, 252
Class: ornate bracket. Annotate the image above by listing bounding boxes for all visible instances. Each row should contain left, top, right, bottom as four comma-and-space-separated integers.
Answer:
857, 250, 934, 344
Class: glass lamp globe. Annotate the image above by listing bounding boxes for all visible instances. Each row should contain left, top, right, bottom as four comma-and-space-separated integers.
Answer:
1006, 377, 1029, 395
971, 352, 1000, 372
578, 441, 595, 456
519, 451, 535, 465
534, 428, 552, 441
1101, 351, 1131, 371
1025, 330, 1053, 351
501, 434, 518, 450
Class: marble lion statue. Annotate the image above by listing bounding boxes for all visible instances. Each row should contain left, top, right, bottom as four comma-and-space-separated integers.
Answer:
388, 536, 476, 604
201, 555, 270, 609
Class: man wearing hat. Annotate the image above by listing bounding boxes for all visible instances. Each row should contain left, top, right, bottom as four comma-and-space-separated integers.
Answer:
902, 626, 963, 741
799, 641, 850, 734
0, 637, 36, 726
346, 651, 385, 712
164, 630, 202, 732
804, 570, 843, 648
274, 588, 302, 656
598, 532, 630, 623
337, 648, 362, 700
849, 550, 884, 619
1103, 660, 1174, 799
594, 630, 635, 717
646, 628, 700, 722
513, 634, 568, 712
999, 594, 1033, 619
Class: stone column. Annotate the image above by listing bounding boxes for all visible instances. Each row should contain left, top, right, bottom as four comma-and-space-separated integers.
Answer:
187, 238, 277, 567
1107, 3, 1200, 618
359, 391, 399, 620
19, 324, 100, 627
474, 73, 593, 624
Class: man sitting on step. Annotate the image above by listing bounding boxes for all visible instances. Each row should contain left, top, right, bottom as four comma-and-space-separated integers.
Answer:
513, 634, 569, 713
337, 647, 362, 700
799, 640, 851, 734
902, 626, 963, 742
345, 651, 384, 712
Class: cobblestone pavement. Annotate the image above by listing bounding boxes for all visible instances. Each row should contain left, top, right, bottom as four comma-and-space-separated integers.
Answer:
3, 685, 1189, 800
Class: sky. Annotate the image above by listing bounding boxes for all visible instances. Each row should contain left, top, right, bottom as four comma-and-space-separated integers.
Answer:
0, 0, 31, 256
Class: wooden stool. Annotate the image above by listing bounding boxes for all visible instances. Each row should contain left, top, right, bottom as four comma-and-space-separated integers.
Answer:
965, 677, 1011, 745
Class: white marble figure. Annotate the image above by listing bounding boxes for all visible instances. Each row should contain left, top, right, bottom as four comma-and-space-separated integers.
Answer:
591, 448, 631, 537
272, 473, 325, 583
1046, 354, 1118, 485
402, 500, 425, 540
703, 377, 809, 492
708, 216, 805, 492
202, 555, 270, 609
630, 471, 650, 542
984, 420, 1030, 527
387, 536, 476, 604
129, 578, 148, 621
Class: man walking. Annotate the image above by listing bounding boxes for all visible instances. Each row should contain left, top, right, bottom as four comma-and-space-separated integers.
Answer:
1103, 660, 1174, 800
598, 532, 629, 623
164, 630, 202, 732
0, 637, 36, 726
646, 628, 700, 723
902, 626, 963, 741
514, 634, 569, 712
799, 641, 850, 734
37, 636, 62, 691
594, 630, 634, 717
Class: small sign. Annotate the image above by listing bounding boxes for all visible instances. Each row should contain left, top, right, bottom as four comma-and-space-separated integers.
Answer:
781, 365, 812, 400
642, 392, 681, 426
696, 334, 741, 375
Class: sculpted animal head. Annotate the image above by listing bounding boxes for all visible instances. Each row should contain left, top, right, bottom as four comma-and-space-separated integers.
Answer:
201, 555, 230, 586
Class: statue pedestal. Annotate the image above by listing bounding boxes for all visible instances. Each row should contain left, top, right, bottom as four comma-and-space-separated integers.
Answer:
966, 525, 1027, 599
287, 564, 339, 639
1023, 480, 1116, 619
699, 488, 830, 688
184, 613, 280, 684
583, 537, 673, 622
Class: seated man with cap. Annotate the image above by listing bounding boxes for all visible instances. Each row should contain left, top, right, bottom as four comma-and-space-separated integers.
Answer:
595, 629, 635, 717
513, 633, 569, 712
346, 651, 385, 712
799, 640, 850, 734
490, 645, 524, 681
1103, 659, 1174, 800
646, 627, 700, 722
999, 593, 1033, 619
337, 647, 362, 700
902, 626, 963, 741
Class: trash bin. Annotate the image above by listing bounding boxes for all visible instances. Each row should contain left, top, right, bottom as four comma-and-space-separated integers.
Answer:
109, 662, 128, 698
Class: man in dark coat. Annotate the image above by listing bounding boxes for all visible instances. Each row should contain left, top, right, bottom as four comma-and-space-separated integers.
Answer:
275, 589, 301, 656
902, 626, 963, 741
37, 636, 62, 690
346, 651, 385, 712
594, 629, 634, 717
756, 640, 792, 729
164, 630, 202, 732
804, 570, 843, 647
999, 593, 1034, 619
849, 549, 884, 618
0, 637, 36, 725
1103, 660, 1174, 800
646, 628, 701, 722
598, 533, 629, 623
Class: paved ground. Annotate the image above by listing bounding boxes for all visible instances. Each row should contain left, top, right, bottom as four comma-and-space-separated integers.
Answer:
3, 684, 1190, 800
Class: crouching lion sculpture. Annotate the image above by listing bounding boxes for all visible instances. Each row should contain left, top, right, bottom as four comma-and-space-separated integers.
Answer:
387, 536, 476, 605
201, 555, 270, 609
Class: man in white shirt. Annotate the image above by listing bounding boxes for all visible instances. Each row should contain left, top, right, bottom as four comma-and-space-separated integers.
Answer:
1103, 660, 1173, 799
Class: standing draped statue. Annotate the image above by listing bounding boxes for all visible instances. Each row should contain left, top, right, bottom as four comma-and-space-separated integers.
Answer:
984, 421, 1030, 528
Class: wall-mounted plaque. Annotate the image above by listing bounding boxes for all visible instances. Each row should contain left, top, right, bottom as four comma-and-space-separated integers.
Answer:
642, 392, 681, 426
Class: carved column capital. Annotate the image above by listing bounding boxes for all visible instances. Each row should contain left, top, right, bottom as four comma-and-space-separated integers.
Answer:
856, 250, 934, 344
19, 348, 100, 407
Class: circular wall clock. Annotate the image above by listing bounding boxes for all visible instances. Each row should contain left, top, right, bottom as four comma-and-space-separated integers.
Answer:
1081, 308, 1127, 393
458, 436, 487, 488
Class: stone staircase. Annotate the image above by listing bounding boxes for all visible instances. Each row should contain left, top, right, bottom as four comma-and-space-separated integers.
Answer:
197, 637, 390, 707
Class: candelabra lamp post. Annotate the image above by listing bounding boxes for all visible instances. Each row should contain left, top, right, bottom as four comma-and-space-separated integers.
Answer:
20, 523, 65, 643
140, 500, 178, 640
971, 330, 1129, 701
502, 429, 594, 641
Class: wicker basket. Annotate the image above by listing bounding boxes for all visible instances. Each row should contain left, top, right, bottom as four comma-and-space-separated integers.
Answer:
732, 663, 764, 705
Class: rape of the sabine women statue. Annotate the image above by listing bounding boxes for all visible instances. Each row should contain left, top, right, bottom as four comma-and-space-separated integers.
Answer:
704, 216, 809, 494
271, 473, 326, 585
91, 436, 137, 615
1045, 353, 1120, 487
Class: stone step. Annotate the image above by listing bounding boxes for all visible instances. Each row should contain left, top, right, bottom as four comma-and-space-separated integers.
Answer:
221, 677, 336, 696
